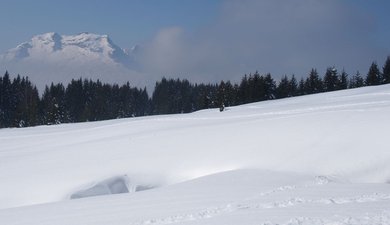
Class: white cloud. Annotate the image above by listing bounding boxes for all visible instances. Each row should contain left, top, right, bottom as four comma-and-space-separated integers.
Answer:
137, 0, 388, 84
141, 27, 185, 74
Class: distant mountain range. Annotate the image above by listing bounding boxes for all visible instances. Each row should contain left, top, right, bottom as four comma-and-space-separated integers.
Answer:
0, 32, 144, 90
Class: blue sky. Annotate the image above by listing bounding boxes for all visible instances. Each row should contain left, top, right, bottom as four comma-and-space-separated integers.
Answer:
0, 0, 389, 84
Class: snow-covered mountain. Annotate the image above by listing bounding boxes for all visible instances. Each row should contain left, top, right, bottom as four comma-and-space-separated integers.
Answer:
2, 32, 133, 65
0, 32, 143, 90
1, 85, 390, 224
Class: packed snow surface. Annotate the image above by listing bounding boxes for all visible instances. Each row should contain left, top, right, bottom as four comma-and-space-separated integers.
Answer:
1, 85, 390, 224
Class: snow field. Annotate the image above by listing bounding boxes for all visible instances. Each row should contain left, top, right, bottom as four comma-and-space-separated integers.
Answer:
1, 85, 390, 224
0, 170, 389, 225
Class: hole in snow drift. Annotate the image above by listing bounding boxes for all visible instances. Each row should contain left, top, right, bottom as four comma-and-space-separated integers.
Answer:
69, 175, 155, 199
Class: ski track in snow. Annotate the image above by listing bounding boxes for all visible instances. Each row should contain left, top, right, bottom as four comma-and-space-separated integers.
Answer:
131, 176, 390, 225
274, 212, 390, 225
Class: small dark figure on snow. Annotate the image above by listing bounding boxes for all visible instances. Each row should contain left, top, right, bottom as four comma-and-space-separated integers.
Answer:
219, 103, 225, 112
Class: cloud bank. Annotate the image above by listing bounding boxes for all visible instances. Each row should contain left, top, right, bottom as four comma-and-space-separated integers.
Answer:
138, 0, 389, 84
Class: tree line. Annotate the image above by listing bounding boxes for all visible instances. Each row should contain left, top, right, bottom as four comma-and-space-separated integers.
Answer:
1, 56, 389, 128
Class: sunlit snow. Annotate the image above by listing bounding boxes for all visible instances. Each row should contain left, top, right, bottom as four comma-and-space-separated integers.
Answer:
0, 85, 390, 225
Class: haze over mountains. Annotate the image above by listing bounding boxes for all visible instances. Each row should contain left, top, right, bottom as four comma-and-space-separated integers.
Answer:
0, 32, 144, 90
1, 28, 388, 94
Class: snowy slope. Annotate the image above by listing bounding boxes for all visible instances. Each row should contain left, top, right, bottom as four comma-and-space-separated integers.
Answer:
1, 85, 390, 224
0, 32, 142, 90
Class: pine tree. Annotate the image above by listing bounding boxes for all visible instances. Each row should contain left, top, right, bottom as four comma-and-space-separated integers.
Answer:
26, 85, 40, 126
349, 71, 364, 88
323, 67, 339, 91
251, 72, 266, 102
276, 75, 290, 98
0, 72, 12, 127
306, 69, 323, 94
264, 73, 276, 100
289, 75, 298, 96
339, 70, 349, 90
298, 78, 306, 96
14, 77, 40, 127
10, 75, 23, 127
217, 81, 226, 111
197, 85, 208, 109
135, 87, 150, 116
238, 75, 249, 104
223, 81, 237, 107
65, 79, 85, 122
382, 56, 390, 84
365, 62, 381, 86
41, 83, 66, 125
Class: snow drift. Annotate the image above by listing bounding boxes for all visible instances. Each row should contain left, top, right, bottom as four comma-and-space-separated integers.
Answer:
69, 175, 130, 199
69, 175, 155, 199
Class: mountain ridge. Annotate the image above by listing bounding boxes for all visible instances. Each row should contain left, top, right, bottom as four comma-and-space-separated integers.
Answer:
0, 32, 144, 91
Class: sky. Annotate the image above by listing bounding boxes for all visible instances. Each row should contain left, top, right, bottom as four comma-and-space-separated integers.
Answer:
0, 0, 390, 86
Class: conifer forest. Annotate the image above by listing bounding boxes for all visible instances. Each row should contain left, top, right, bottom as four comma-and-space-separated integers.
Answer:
1, 56, 389, 128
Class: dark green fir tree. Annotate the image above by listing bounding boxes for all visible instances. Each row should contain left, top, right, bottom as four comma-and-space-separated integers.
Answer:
365, 62, 382, 86
382, 56, 390, 84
